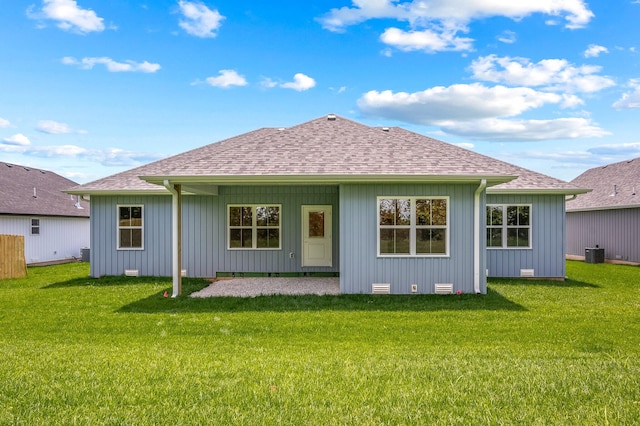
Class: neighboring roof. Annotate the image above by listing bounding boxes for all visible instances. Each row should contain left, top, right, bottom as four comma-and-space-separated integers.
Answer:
567, 157, 640, 211
0, 162, 90, 217
66, 114, 586, 196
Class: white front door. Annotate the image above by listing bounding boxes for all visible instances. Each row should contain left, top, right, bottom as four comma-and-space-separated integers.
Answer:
302, 205, 332, 267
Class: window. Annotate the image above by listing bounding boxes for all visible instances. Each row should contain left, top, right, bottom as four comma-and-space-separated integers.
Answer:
486, 204, 531, 248
118, 205, 144, 249
378, 197, 448, 256
228, 205, 281, 250
31, 218, 40, 235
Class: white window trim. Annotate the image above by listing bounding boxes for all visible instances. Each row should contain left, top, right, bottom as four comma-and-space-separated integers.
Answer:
377, 196, 450, 258
117, 204, 144, 250
227, 204, 282, 251
30, 218, 40, 236
486, 204, 532, 250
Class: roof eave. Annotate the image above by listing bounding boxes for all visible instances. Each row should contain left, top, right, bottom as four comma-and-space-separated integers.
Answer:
487, 188, 591, 195
141, 174, 518, 186
64, 189, 170, 196
567, 204, 640, 212
0, 212, 90, 218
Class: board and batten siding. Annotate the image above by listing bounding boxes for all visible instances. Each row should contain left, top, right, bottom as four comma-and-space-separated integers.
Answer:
89, 195, 172, 277
182, 185, 339, 276
339, 183, 485, 294
486, 194, 566, 278
566, 207, 640, 263
0, 215, 89, 264
89, 186, 339, 278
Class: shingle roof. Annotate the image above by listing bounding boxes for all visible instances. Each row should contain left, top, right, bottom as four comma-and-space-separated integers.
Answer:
566, 157, 640, 211
0, 162, 90, 217
66, 114, 585, 195
391, 128, 586, 194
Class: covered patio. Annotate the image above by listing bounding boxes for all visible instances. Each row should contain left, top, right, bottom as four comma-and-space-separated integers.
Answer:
190, 277, 340, 298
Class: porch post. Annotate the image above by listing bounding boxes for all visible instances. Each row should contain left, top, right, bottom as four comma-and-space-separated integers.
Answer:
473, 179, 487, 294
164, 180, 182, 297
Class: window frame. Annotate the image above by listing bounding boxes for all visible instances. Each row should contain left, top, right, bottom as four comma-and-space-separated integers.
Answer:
377, 196, 450, 258
30, 218, 40, 236
117, 204, 144, 250
227, 204, 282, 251
486, 204, 532, 249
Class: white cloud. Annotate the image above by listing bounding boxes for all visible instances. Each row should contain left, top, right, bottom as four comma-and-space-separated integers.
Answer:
497, 30, 516, 44
205, 69, 247, 88
357, 83, 576, 123
280, 73, 316, 91
612, 79, 640, 109
380, 24, 473, 53
260, 77, 278, 89
3, 133, 31, 146
455, 142, 475, 149
87, 148, 165, 166
29, 144, 87, 157
439, 117, 609, 141
36, 120, 74, 134
470, 55, 615, 93
178, 0, 225, 38
27, 0, 105, 34
0, 117, 10, 128
318, 0, 593, 31
62, 56, 161, 73
0, 141, 165, 167
587, 142, 640, 156
317, 0, 593, 55
584, 44, 608, 58
357, 82, 608, 141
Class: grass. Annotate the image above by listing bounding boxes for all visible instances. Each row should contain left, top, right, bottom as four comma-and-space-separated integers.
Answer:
0, 261, 638, 425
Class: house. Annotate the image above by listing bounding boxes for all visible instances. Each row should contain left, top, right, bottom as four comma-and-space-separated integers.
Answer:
65, 114, 587, 295
0, 162, 90, 264
566, 157, 640, 264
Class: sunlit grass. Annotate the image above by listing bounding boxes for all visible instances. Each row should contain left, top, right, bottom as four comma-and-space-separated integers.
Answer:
0, 261, 638, 424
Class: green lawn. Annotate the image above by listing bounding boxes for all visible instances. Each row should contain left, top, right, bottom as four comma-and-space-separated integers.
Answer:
0, 261, 638, 425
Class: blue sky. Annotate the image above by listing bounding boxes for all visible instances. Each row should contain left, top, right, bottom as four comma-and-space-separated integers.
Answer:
1, 0, 639, 184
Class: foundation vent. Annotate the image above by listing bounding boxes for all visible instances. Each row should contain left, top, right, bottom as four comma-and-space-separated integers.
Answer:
372, 283, 391, 294
181, 269, 187, 277
434, 283, 454, 294
124, 269, 139, 277
520, 269, 535, 277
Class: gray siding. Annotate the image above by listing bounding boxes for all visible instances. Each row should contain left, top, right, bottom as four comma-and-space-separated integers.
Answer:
90, 195, 172, 277
486, 194, 566, 278
183, 186, 339, 276
339, 183, 486, 294
566, 208, 640, 263
89, 186, 339, 278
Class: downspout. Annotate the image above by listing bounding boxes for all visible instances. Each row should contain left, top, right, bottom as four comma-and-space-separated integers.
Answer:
565, 194, 577, 202
474, 179, 487, 294
163, 180, 182, 297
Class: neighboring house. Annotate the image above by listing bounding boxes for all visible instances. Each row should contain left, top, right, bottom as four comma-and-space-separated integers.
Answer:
0, 162, 90, 264
66, 114, 587, 295
566, 157, 640, 264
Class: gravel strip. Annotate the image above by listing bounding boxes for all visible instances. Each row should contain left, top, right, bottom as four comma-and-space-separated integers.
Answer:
190, 277, 340, 298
